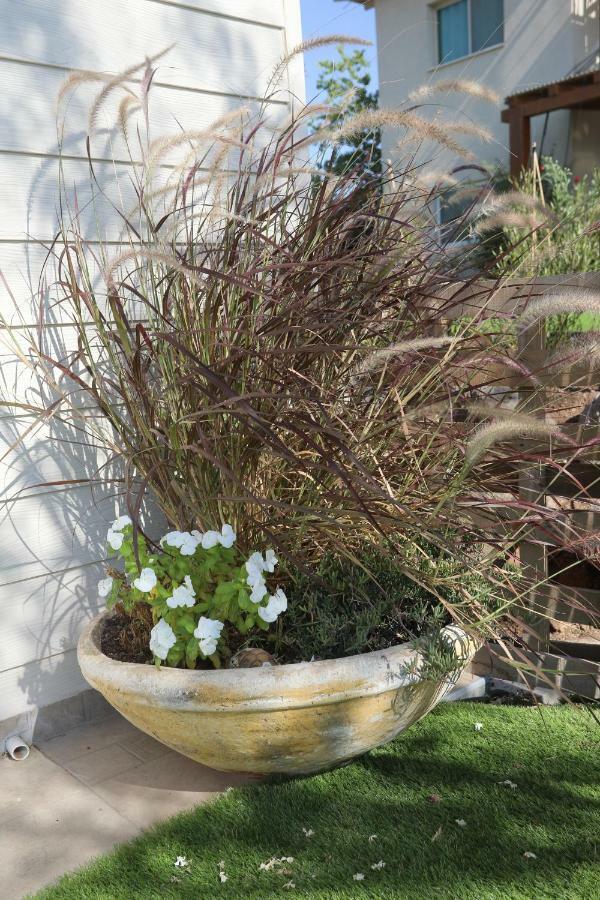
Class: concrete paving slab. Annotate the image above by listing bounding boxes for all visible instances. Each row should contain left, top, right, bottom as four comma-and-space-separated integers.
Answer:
1, 712, 254, 898
37, 714, 138, 765
1, 747, 137, 899
92, 750, 252, 829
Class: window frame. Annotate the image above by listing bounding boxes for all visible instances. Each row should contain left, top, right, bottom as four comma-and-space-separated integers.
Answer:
435, 0, 504, 66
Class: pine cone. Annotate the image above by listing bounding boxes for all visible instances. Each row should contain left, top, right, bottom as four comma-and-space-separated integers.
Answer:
230, 648, 276, 668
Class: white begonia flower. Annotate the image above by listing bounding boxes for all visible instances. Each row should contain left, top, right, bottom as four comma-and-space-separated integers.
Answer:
161, 531, 186, 548
167, 578, 196, 609
98, 577, 113, 598
201, 530, 221, 550
219, 523, 236, 548
263, 548, 278, 572
474, 722, 483, 732
249, 578, 267, 604
180, 532, 201, 556
246, 551, 264, 576
258, 588, 287, 623
133, 567, 157, 593
112, 515, 132, 531
107, 528, 125, 550
161, 530, 200, 556
174, 856, 188, 868
194, 616, 224, 657
353, 873, 365, 881
149, 618, 177, 660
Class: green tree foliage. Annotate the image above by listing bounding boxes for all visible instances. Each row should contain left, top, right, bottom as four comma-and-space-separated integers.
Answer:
311, 47, 381, 179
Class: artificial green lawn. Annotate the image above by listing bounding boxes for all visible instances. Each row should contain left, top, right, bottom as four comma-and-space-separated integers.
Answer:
35, 703, 599, 900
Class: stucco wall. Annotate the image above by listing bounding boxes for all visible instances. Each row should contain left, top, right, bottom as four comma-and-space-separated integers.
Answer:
0, 0, 304, 727
372, 0, 599, 173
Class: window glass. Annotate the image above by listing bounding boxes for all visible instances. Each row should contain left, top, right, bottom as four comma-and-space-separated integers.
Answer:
471, 0, 504, 52
438, 0, 469, 63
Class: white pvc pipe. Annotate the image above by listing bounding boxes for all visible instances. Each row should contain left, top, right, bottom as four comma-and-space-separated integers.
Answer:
4, 734, 30, 761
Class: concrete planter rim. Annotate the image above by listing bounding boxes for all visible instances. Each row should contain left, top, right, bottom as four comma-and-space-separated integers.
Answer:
79, 611, 476, 713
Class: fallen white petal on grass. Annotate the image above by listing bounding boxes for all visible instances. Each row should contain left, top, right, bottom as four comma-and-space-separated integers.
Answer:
219, 872, 228, 883
455, 819, 467, 827
302, 827, 315, 838
497, 779, 518, 789
474, 722, 483, 732
283, 882, 296, 890
371, 860, 386, 870
368, 834, 378, 843
523, 851, 537, 860
353, 873, 365, 881
260, 857, 294, 871
174, 856, 189, 868
431, 826, 443, 843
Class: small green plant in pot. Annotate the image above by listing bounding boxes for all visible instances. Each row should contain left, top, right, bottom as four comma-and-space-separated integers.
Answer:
101, 516, 286, 668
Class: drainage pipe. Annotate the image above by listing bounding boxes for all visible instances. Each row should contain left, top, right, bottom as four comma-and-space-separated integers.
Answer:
4, 734, 30, 760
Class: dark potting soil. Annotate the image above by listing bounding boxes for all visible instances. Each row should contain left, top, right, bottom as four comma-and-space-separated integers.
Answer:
101, 610, 153, 665
99, 605, 439, 669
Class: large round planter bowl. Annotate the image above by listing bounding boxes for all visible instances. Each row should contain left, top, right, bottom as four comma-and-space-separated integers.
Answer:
78, 612, 477, 776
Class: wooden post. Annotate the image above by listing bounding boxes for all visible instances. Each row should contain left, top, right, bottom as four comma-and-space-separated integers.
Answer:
517, 318, 550, 656
507, 111, 531, 178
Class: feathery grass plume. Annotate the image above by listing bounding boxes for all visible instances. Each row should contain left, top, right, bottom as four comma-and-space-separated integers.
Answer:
104, 246, 206, 291
474, 211, 546, 235
354, 336, 456, 379
409, 80, 499, 105
476, 189, 544, 213
88, 46, 174, 133
466, 416, 567, 464
56, 70, 112, 114
414, 170, 459, 189
118, 94, 142, 141
329, 109, 484, 159
270, 35, 372, 93
518, 290, 600, 324
346, 109, 490, 159
473, 189, 550, 231
146, 107, 250, 171
544, 331, 600, 374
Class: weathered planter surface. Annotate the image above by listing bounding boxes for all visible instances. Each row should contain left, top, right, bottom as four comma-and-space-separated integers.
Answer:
78, 612, 476, 775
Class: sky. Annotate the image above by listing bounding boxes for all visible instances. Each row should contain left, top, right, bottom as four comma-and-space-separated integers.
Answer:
299, 0, 378, 103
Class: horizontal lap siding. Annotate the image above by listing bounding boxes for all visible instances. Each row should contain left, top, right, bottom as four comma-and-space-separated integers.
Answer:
0, 0, 303, 721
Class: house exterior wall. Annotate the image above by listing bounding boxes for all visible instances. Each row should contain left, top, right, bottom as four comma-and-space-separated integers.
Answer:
0, 0, 303, 730
371, 0, 599, 174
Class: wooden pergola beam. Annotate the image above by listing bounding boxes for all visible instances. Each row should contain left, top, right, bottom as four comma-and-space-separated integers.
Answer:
501, 70, 600, 176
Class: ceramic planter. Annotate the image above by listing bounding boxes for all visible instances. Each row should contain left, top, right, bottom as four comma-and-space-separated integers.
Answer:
78, 612, 476, 775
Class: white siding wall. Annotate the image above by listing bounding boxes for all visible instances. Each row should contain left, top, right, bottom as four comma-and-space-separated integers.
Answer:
373, 0, 599, 172
0, 0, 304, 724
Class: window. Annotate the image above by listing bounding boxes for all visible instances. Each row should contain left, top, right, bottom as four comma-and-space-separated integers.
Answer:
437, 0, 503, 64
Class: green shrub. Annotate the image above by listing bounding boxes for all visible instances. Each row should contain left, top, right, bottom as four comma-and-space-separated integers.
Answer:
259, 543, 491, 663
478, 157, 600, 346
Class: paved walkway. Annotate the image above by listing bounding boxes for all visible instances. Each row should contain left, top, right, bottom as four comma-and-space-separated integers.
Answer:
1, 712, 252, 899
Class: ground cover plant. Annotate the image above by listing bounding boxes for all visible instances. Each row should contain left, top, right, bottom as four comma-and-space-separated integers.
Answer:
32, 703, 599, 900
476, 157, 600, 346
3, 43, 599, 672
